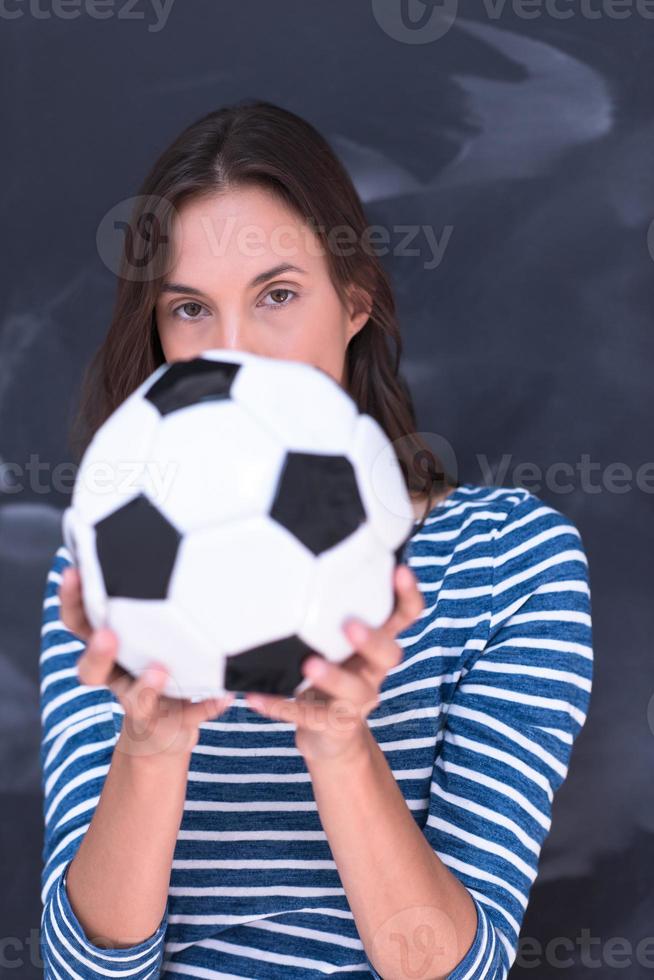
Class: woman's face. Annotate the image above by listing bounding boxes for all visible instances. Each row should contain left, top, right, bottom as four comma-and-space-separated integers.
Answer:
154, 185, 370, 387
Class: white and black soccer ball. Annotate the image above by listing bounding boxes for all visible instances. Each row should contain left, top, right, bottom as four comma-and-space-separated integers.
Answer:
62, 349, 415, 701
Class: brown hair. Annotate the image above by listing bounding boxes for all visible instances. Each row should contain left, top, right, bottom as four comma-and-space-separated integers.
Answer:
70, 99, 455, 532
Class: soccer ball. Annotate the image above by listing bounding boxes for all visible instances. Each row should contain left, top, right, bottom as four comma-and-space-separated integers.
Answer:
62, 349, 415, 700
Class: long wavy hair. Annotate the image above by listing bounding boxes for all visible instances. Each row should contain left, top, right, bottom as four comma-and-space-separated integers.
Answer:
70, 99, 455, 533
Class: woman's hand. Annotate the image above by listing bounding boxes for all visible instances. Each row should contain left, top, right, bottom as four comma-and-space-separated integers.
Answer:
244, 564, 425, 765
59, 565, 235, 762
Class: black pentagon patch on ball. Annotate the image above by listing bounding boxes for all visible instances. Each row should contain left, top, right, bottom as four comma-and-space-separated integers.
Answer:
224, 635, 316, 695
95, 493, 181, 599
145, 358, 240, 416
270, 452, 366, 555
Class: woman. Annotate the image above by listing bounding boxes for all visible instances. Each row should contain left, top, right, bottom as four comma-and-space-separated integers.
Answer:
38, 100, 593, 979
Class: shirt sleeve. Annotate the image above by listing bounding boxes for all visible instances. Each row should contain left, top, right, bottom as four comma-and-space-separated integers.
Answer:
367, 491, 593, 979
39, 544, 169, 979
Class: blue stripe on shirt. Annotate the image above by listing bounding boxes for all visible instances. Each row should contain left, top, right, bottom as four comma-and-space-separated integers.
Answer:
39, 482, 593, 979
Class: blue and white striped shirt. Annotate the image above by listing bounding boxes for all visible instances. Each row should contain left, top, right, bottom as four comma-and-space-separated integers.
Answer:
39, 481, 593, 978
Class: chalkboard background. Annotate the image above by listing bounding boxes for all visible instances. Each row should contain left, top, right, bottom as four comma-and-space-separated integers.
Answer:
1, 2, 653, 976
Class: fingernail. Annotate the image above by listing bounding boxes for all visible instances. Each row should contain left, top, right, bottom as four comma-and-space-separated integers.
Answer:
95, 630, 115, 654
304, 655, 327, 676
346, 620, 368, 644
143, 666, 167, 686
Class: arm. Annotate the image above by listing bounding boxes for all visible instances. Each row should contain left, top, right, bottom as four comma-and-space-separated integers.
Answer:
64, 732, 190, 948
306, 728, 479, 979
39, 546, 186, 977
307, 492, 593, 979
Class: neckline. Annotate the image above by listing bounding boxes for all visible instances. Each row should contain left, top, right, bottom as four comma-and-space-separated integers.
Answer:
412, 482, 470, 525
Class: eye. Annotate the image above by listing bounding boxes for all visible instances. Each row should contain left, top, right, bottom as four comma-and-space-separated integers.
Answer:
170, 289, 298, 321
171, 301, 207, 322
259, 287, 298, 310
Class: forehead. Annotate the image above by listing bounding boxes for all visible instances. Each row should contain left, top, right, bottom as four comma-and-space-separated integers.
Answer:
169, 185, 325, 276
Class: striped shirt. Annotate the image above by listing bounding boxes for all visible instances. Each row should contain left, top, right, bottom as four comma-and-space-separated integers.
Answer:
39, 481, 593, 979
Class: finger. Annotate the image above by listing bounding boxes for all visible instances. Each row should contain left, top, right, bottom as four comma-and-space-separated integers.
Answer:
245, 691, 301, 725
115, 665, 173, 750
385, 564, 424, 637
59, 567, 92, 641
343, 621, 403, 682
297, 684, 330, 706
109, 666, 142, 702
301, 655, 374, 706
77, 628, 124, 687
248, 683, 373, 731
121, 663, 169, 725
187, 691, 236, 727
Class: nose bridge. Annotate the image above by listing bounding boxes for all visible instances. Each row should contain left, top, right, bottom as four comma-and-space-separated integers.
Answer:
208, 305, 255, 353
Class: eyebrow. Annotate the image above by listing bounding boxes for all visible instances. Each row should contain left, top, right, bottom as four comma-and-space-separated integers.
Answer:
160, 263, 309, 296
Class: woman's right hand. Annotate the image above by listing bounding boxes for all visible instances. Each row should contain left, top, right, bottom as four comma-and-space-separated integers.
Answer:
59, 565, 235, 761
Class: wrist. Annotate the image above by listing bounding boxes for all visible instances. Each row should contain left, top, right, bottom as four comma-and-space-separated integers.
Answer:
115, 729, 194, 772
303, 722, 374, 773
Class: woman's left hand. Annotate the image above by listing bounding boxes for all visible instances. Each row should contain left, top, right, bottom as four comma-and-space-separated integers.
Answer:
244, 563, 425, 765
